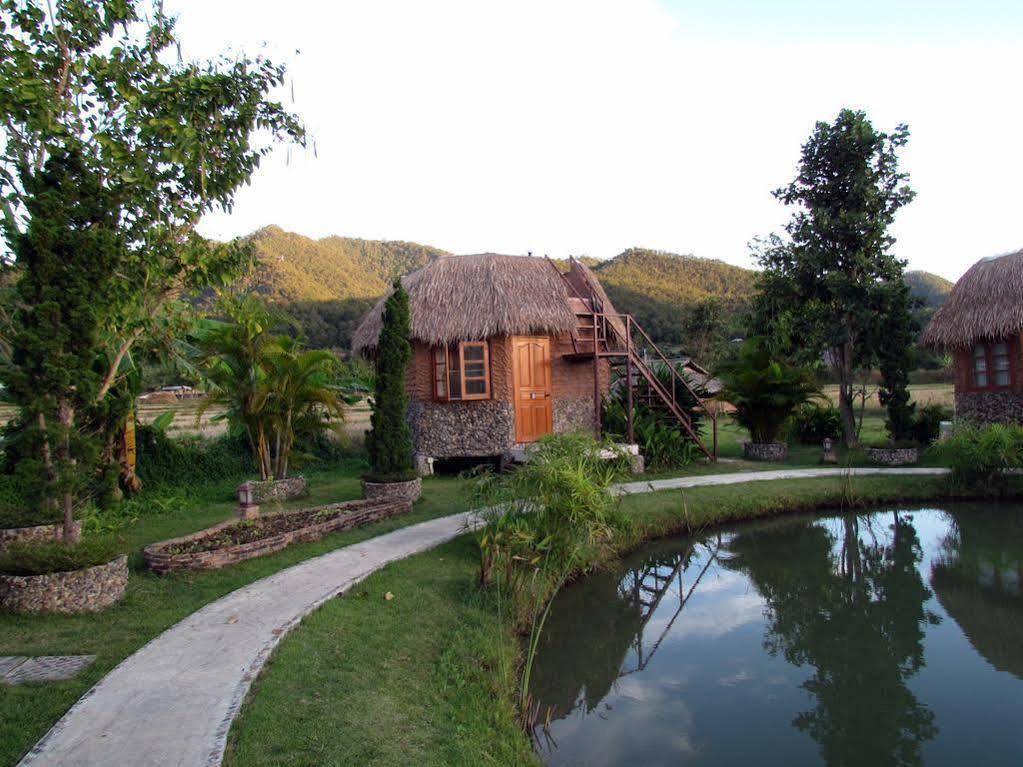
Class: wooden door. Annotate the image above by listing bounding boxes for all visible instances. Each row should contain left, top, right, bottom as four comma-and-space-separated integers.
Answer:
513, 336, 553, 443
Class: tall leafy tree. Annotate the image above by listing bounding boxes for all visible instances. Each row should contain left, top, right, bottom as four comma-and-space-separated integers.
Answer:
755, 109, 915, 445
0, 0, 302, 524
5, 149, 122, 540
0, 0, 304, 399
366, 281, 413, 480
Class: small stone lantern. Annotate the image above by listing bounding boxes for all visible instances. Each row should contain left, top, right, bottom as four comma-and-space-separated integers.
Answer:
821, 437, 838, 464
236, 481, 260, 520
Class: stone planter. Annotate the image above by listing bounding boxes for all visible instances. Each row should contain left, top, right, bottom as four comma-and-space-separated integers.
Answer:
242, 476, 308, 504
0, 520, 81, 549
743, 442, 789, 462
0, 555, 128, 614
144, 498, 411, 573
865, 446, 919, 466
361, 477, 422, 503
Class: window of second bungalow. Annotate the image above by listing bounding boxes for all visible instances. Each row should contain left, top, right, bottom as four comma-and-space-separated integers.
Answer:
971, 340, 1014, 390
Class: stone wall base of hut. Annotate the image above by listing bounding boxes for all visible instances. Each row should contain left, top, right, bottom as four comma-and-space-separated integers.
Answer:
408, 400, 515, 458
554, 396, 597, 435
955, 391, 1023, 425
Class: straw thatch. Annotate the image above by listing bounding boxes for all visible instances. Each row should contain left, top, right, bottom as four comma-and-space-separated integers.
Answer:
352, 254, 579, 352
922, 249, 1023, 349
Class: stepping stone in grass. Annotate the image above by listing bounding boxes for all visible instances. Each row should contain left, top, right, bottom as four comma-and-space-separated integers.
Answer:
0, 655, 96, 685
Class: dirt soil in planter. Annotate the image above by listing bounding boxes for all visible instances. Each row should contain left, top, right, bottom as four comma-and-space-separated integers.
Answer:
163, 508, 352, 555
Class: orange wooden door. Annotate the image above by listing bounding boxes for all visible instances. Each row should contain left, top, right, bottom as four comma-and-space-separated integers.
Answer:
513, 336, 553, 443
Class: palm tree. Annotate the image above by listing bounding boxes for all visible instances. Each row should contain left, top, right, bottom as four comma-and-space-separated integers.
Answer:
194, 296, 278, 479
263, 337, 343, 480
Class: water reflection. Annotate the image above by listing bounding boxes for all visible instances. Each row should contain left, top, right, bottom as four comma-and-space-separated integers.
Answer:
931, 509, 1023, 679
724, 513, 940, 766
531, 505, 1023, 767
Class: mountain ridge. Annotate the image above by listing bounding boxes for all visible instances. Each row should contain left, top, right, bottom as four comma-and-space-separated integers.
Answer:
236, 227, 952, 358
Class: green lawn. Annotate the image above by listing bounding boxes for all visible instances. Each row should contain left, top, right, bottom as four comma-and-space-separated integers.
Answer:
224, 472, 995, 767
0, 463, 472, 767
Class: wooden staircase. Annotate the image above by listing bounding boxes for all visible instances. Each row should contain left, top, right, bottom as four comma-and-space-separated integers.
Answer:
561, 280, 718, 461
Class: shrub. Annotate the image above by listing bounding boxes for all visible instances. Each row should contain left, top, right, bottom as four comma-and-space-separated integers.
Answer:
365, 280, 414, 482
717, 337, 821, 444
0, 538, 118, 576
911, 404, 948, 446
788, 403, 843, 445
941, 422, 1023, 492
603, 399, 699, 471
135, 424, 251, 488
0, 472, 46, 529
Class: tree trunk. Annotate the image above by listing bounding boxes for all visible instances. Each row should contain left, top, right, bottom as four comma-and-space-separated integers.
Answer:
836, 340, 859, 447
57, 399, 81, 544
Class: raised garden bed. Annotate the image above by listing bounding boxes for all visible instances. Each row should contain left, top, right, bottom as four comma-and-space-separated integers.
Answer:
362, 477, 422, 503
865, 446, 919, 466
0, 555, 128, 614
743, 442, 789, 462
243, 476, 308, 504
0, 520, 81, 549
144, 497, 412, 573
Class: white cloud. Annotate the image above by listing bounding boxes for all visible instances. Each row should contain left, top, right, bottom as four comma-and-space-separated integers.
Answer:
170, 0, 1021, 279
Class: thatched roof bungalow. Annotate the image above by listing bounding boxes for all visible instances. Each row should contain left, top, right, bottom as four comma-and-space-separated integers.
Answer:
922, 250, 1023, 424
353, 255, 617, 466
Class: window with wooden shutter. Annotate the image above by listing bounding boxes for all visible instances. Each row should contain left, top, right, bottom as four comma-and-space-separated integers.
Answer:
432, 341, 491, 401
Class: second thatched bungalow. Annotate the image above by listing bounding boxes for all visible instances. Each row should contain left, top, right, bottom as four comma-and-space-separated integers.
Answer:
922, 249, 1023, 424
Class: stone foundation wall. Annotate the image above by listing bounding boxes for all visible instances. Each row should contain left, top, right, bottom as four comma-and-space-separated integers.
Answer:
0, 555, 128, 614
554, 396, 597, 435
0, 521, 81, 549
409, 400, 514, 458
955, 391, 1023, 425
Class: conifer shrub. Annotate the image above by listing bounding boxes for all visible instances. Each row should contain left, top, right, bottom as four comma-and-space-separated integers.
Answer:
364, 280, 415, 483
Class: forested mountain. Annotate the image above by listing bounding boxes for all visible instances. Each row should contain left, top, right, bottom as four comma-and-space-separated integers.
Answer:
904, 270, 953, 311
236, 226, 449, 349
235, 228, 952, 364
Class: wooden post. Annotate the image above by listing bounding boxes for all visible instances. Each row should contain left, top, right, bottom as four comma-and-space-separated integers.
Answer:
593, 310, 601, 438
625, 316, 634, 444
712, 412, 718, 460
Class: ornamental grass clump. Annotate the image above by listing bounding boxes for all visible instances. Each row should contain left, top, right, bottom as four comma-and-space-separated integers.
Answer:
472, 433, 631, 618
941, 422, 1023, 494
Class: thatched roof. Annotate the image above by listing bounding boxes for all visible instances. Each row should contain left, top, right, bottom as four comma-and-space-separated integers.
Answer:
352, 254, 579, 351
922, 249, 1023, 349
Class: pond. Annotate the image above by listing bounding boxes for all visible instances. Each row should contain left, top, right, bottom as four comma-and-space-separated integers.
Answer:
530, 504, 1023, 766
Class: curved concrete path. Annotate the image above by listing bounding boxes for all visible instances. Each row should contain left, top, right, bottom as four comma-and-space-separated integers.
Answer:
19, 467, 949, 767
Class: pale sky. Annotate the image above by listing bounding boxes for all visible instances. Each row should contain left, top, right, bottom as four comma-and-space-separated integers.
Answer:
171, 0, 1023, 280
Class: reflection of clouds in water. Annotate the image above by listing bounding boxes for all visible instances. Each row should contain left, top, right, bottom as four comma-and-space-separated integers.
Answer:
540, 682, 700, 767
717, 669, 754, 687
643, 589, 765, 643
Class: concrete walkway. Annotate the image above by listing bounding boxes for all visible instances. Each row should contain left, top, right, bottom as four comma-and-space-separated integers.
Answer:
19, 467, 949, 767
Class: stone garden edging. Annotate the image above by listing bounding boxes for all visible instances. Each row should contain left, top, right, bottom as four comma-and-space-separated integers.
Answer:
742, 442, 789, 462
144, 498, 412, 573
865, 446, 920, 466
0, 521, 82, 549
17, 467, 953, 767
0, 555, 128, 614
244, 476, 308, 504
361, 477, 423, 503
